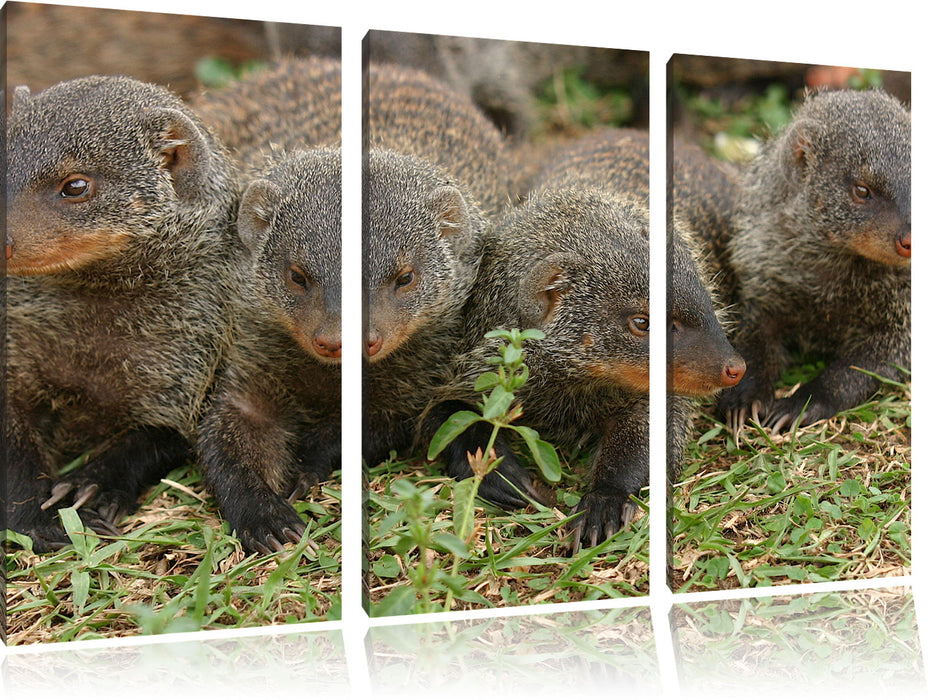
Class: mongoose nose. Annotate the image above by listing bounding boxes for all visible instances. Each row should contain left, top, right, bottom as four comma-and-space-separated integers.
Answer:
722, 358, 747, 387
896, 231, 911, 258
313, 335, 342, 359
367, 333, 383, 357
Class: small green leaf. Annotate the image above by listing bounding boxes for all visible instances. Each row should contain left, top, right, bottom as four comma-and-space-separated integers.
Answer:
513, 425, 562, 483
840, 479, 862, 497
502, 343, 523, 366
473, 372, 501, 392
371, 586, 417, 617
5, 529, 35, 551
857, 517, 875, 541
72, 570, 90, 614
765, 472, 786, 494
452, 477, 480, 541
59, 507, 97, 556
482, 385, 514, 420
431, 533, 472, 559
519, 328, 546, 342
427, 411, 484, 459
372, 554, 401, 578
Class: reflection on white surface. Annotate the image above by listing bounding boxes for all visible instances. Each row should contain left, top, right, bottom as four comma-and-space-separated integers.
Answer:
1, 587, 926, 698
673, 586, 926, 698
366, 607, 660, 698
3, 629, 348, 699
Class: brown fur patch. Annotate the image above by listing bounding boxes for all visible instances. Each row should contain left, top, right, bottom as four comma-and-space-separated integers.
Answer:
845, 226, 911, 267
588, 360, 649, 393
670, 367, 730, 397
8, 228, 133, 275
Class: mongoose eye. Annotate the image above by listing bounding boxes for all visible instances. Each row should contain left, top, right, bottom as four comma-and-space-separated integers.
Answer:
851, 182, 873, 202
629, 315, 649, 336
395, 268, 415, 290
287, 265, 309, 291
58, 174, 94, 201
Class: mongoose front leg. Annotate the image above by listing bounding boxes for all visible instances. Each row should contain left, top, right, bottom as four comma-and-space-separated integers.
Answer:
41, 426, 193, 536
197, 393, 312, 555
569, 409, 648, 555
441, 419, 542, 509
288, 426, 341, 503
763, 345, 908, 433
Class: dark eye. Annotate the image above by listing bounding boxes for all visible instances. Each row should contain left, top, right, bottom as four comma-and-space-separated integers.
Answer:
852, 182, 872, 202
395, 269, 415, 290
59, 174, 94, 201
287, 265, 309, 291
629, 315, 649, 336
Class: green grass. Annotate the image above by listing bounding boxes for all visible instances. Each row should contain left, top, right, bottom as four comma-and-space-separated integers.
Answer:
366, 450, 649, 616
5, 464, 341, 645
534, 66, 637, 138
671, 372, 910, 592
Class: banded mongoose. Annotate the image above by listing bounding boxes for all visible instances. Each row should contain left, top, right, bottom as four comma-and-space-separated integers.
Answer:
192, 57, 342, 553
6, 75, 242, 551
712, 89, 911, 434
364, 62, 512, 466
437, 128, 744, 551
196, 149, 342, 554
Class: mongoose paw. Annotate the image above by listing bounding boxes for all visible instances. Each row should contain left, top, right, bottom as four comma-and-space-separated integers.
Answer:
231, 498, 314, 556
764, 392, 832, 434
41, 479, 130, 531
9, 505, 72, 552
568, 489, 636, 555
717, 376, 774, 436
476, 460, 542, 510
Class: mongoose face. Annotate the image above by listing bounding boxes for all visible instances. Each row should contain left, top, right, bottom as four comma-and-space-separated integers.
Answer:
538, 128, 745, 398
366, 149, 484, 362
775, 89, 911, 266
503, 188, 651, 395
7, 76, 231, 276
238, 149, 342, 363
669, 230, 746, 396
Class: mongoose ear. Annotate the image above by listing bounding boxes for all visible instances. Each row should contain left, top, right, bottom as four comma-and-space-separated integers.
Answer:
518, 253, 578, 329
144, 108, 213, 202
428, 185, 472, 242
238, 179, 282, 254
783, 119, 820, 174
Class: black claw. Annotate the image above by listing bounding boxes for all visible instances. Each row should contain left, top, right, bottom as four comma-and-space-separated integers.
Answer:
286, 474, 316, 504
84, 515, 122, 538
41, 482, 75, 511
72, 482, 100, 510
99, 503, 124, 525
281, 527, 305, 545
266, 534, 287, 553
252, 541, 273, 556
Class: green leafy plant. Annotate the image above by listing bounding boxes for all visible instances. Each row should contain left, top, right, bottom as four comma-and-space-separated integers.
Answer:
367, 328, 648, 616
428, 328, 562, 488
